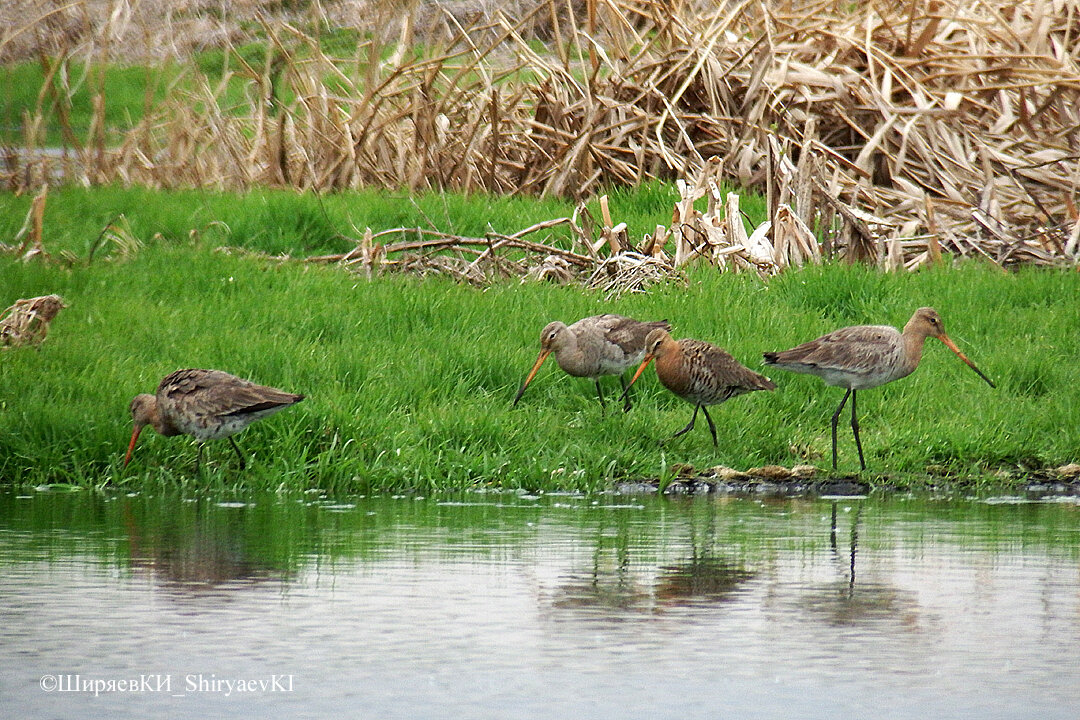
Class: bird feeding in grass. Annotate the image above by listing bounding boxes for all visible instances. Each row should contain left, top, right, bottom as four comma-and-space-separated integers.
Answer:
513, 314, 671, 412
621, 328, 776, 446
125, 368, 304, 472
763, 307, 995, 471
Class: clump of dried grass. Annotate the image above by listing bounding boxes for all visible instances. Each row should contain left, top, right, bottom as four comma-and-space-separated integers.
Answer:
0, 294, 67, 349
6, 0, 1080, 271
293, 159, 818, 291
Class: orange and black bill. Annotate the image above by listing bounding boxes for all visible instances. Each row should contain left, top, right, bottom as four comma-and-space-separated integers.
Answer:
124, 426, 143, 468
513, 349, 551, 406
940, 335, 995, 388
618, 354, 655, 404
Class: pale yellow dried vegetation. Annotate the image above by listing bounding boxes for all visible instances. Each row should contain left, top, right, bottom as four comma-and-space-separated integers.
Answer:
5, 0, 1080, 272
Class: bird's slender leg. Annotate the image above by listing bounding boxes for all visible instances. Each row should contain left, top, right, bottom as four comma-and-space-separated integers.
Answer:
664, 405, 700, 444
619, 375, 632, 413
831, 389, 853, 470
229, 437, 247, 471
700, 406, 718, 447
849, 389, 865, 471
595, 380, 607, 413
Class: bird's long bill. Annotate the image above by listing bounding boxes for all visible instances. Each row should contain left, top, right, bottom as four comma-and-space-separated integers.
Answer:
939, 335, 996, 388
619, 354, 655, 404
123, 426, 142, 468
513, 349, 551, 406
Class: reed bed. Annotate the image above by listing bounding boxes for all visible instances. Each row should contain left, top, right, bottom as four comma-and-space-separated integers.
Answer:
4, 0, 1080, 273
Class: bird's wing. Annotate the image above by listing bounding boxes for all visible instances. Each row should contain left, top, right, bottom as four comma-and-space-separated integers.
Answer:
160, 369, 300, 419
598, 316, 671, 355
683, 339, 777, 397
769, 325, 900, 374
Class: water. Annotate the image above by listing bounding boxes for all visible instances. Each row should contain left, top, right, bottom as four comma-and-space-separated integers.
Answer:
1, 489, 1078, 719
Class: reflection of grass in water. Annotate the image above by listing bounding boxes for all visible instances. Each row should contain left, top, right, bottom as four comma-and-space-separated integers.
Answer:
3, 493, 1079, 579
0, 189, 1077, 490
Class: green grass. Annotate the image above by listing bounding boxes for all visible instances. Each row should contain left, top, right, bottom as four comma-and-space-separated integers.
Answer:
1, 48, 322, 146
1, 60, 190, 146
0, 181, 747, 262
1, 31, 520, 147
0, 182, 711, 258
0, 187, 1077, 492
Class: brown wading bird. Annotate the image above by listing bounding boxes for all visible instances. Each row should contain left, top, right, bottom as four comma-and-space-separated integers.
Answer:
763, 307, 995, 471
621, 328, 776, 446
514, 314, 670, 411
125, 369, 304, 471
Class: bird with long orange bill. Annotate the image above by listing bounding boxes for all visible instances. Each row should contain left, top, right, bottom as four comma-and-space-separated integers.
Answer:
621, 328, 776, 446
513, 314, 670, 411
125, 368, 304, 471
763, 307, 995, 471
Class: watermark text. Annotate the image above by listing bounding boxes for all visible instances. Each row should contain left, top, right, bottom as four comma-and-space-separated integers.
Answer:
39, 673, 295, 698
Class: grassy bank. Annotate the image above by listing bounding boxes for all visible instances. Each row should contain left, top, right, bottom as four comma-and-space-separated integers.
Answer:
1, 186, 1077, 492
0, 183, 695, 259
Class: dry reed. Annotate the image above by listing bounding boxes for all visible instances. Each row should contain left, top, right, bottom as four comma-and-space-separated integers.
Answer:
4, 0, 1080, 272
0, 294, 67, 348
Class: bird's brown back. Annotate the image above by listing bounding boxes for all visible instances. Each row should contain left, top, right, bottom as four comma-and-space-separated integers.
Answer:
593, 315, 671, 357
659, 339, 775, 406
158, 369, 304, 422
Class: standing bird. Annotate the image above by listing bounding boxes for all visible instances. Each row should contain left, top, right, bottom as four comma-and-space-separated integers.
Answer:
513, 314, 670, 411
125, 369, 304, 471
621, 328, 776, 446
763, 307, 995, 471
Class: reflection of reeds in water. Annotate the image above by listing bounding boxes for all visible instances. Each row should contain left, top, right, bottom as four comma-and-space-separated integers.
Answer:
7, 1, 1080, 269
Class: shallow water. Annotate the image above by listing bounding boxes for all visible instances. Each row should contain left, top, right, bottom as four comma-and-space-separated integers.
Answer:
1, 488, 1078, 719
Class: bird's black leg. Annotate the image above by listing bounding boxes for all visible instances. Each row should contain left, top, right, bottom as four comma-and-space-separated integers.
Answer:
620, 375, 632, 413
850, 389, 865, 471
665, 405, 700, 444
831, 388, 853, 470
229, 437, 247, 471
595, 380, 607, 413
701, 406, 718, 447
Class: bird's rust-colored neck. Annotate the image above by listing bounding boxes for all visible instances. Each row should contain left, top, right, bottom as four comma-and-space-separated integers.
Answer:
652, 335, 684, 373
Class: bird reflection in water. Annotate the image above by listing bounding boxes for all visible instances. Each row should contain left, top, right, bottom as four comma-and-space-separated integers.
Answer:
547, 514, 755, 614
123, 502, 287, 593
796, 501, 924, 629
653, 555, 755, 607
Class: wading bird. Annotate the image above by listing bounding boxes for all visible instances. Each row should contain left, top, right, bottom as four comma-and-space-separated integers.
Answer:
125, 369, 304, 471
621, 328, 776, 445
763, 307, 995, 471
514, 314, 670, 411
